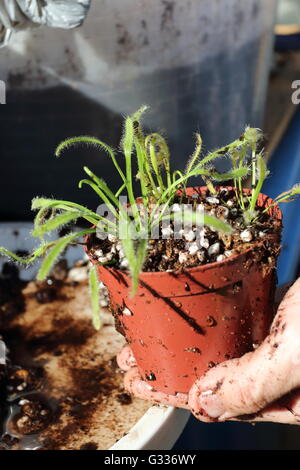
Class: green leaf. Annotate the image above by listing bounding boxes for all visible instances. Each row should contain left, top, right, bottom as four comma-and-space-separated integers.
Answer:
172, 170, 184, 183
122, 117, 140, 225
37, 229, 95, 280
0, 242, 55, 265
32, 198, 98, 220
145, 133, 171, 190
275, 183, 300, 203
203, 214, 233, 233
83, 167, 118, 202
32, 211, 83, 237
244, 127, 262, 147
131, 105, 149, 122
209, 167, 250, 181
32, 198, 113, 229
79, 178, 119, 219
184, 133, 202, 188
89, 264, 102, 330
115, 183, 126, 198
118, 208, 148, 296
55, 136, 126, 184
135, 137, 158, 199
197, 137, 246, 168
121, 234, 147, 296
131, 238, 148, 295
249, 153, 268, 212
145, 135, 166, 193
259, 182, 300, 218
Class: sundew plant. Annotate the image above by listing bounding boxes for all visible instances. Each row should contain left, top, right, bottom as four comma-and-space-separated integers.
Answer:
0, 106, 299, 328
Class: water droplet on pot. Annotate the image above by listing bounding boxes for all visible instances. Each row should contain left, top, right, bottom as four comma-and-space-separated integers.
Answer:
184, 347, 201, 354
206, 315, 217, 327
145, 372, 156, 381
174, 301, 182, 308
184, 283, 191, 292
208, 361, 216, 368
232, 282, 242, 294
122, 307, 133, 316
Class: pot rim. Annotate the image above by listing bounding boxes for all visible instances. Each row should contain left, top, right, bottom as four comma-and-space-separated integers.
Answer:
86, 186, 282, 278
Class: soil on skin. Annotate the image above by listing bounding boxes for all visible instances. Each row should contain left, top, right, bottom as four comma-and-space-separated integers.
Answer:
0, 262, 151, 450
88, 188, 282, 274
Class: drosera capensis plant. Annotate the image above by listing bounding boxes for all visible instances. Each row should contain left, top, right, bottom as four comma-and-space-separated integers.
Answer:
0, 106, 299, 329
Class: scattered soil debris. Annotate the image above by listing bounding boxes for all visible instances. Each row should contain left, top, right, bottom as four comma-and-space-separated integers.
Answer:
0, 263, 151, 450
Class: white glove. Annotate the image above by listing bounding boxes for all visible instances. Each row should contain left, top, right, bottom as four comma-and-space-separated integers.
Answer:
0, 0, 91, 47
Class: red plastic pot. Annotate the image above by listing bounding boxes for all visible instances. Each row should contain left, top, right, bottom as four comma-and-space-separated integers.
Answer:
86, 187, 282, 395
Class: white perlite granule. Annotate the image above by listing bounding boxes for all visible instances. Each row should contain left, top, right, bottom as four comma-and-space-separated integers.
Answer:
178, 252, 188, 264
208, 242, 220, 256
206, 197, 219, 204
184, 230, 196, 242
240, 230, 253, 242
188, 242, 199, 256
162, 226, 174, 238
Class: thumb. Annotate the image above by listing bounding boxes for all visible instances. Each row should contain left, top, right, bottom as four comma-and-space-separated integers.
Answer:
189, 278, 300, 422
188, 343, 296, 422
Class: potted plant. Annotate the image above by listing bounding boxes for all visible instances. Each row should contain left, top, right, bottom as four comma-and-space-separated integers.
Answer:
1, 107, 299, 396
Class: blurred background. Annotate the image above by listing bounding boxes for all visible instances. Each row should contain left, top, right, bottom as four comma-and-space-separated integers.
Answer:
0, 0, 300, 450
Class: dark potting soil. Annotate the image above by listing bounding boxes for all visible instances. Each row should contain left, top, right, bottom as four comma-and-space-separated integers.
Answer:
0, 262, 151, 450
88, 188, 282, 274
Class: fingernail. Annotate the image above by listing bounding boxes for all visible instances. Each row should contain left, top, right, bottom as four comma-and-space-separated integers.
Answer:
198, 390, 226, 419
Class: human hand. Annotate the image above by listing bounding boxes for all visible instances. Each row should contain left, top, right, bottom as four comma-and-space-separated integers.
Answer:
117, 278, 300, 424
